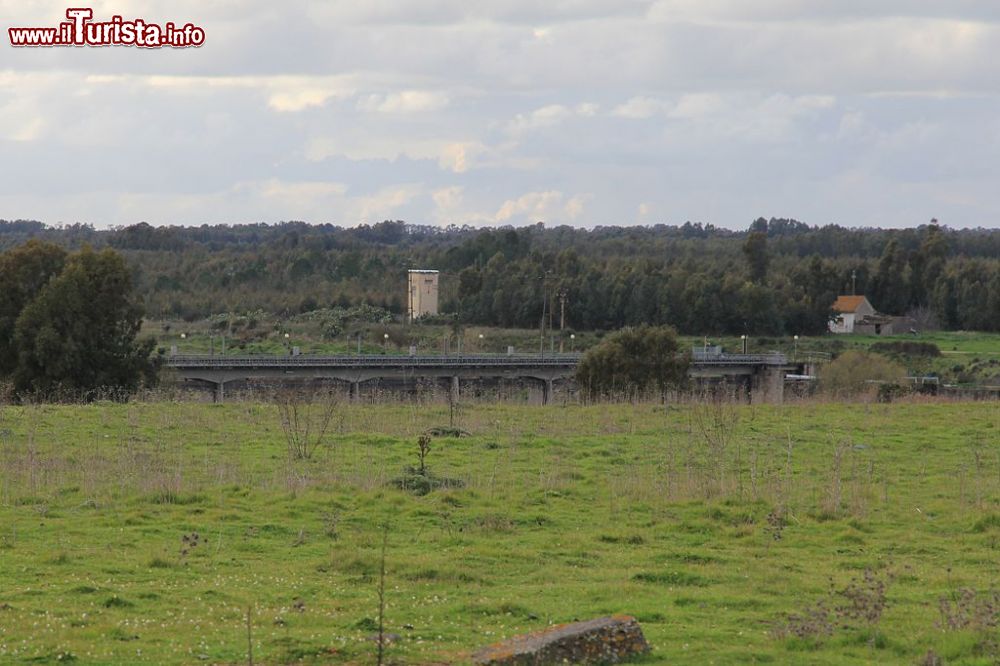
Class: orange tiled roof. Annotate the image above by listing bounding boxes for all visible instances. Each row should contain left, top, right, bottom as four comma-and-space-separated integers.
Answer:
831, 295, 868, 313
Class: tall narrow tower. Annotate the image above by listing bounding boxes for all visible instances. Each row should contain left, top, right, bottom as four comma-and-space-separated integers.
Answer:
407, 270, 439, 322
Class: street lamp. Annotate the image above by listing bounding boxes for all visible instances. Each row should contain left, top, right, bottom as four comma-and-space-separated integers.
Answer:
570, 333, 576, 352
741, 334, 747, 354
793, 335, 799, 360
383, 332, 390, 352
478, 333, 484, 352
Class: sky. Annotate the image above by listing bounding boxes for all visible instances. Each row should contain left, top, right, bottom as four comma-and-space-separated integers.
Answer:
2, 1, 999, 230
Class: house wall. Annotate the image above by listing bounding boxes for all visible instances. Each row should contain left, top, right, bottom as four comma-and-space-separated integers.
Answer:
408, 271, 439, 321
856, 300, 876, 318
829, 312, 855, 334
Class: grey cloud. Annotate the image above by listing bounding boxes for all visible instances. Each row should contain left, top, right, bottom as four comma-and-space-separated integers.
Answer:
2, 1, 1000, 228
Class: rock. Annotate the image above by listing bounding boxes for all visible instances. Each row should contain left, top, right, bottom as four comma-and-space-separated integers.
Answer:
473, 615, 650, 665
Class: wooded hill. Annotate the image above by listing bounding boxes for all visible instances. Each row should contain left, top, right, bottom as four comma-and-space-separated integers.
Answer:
2, 217, 999, 335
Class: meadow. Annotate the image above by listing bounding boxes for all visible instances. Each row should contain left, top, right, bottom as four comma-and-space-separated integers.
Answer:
2, 398, 1000, 664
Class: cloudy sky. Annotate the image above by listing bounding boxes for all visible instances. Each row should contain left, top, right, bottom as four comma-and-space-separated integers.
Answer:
2, 1, 999, 229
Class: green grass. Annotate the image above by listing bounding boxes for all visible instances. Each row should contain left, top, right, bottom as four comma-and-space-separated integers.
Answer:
683, 331, 1000, 357
1, 400, 1000, 664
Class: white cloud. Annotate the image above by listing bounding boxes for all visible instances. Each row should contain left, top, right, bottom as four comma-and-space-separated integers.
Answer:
268, 89, 337, 112
348, 184, 424, 223
82, 73, 359, 113
495, 190, 590, 223
438, 141, 488, 173
613, 96, 670, 119
508, 104, 574, 133
357, 90, 450, 114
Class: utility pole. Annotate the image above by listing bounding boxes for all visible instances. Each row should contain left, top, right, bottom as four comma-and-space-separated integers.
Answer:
539, 273, 548, 353
851, 270, 857, 296
539, 289, 546, 353
548, 291, 554, 335
558, 289, 568, 352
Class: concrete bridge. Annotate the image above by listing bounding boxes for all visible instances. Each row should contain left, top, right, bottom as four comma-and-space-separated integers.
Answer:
164, 351, 790, 403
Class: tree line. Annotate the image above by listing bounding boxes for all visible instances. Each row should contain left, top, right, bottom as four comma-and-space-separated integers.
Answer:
2, 217, 1000, 334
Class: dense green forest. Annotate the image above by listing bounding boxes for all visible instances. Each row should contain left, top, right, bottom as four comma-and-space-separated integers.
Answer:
2, 217, 999, 335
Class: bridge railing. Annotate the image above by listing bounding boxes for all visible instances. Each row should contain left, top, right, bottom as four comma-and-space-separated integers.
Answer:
690, 352, 787, 365
165, 354, 584, 368
797, 351, 832, 363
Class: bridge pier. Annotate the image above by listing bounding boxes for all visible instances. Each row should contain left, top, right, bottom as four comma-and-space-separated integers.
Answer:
350, 381, 360, 403
214, 381, 226, 404
450, 376, 460, 402
542, 378, 554, 405
751, 366, 784, 405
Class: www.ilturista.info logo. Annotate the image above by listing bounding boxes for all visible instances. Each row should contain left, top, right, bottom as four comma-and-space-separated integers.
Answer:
9, 8, 205, 48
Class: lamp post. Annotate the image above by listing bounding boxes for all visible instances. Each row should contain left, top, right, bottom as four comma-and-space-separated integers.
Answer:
570, 333, 576, 352
478, 333, 484, 352
793, 335, 799, 361
741, 334, 747, 354
383, 332, 390, 353
284, 332, 290, 355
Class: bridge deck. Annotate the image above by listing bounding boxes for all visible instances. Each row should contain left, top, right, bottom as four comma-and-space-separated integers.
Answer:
164, 352, 787, 369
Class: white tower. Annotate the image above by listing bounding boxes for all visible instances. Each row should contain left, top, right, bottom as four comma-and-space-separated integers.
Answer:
407, 270, 439, 321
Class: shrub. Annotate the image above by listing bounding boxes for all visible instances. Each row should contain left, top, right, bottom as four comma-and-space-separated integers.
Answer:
820, 351, 906, 396
576, 325, 688, 399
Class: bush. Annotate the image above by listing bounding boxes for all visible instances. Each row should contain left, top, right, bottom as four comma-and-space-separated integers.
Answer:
576, 325, 688, 399
391, 468, 464, 496
820, 351, 906, 396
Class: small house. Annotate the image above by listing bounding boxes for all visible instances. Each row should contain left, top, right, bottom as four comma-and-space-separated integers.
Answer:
828, 295, 876, 334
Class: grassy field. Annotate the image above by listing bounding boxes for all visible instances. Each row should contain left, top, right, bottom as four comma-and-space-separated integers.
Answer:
2, 399, 1000, 664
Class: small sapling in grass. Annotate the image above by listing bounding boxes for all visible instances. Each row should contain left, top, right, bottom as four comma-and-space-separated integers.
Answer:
417, 434, 432, 476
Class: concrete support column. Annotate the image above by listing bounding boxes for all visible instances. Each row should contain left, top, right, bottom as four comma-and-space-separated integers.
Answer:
214, 381, 225, 404
350, 381, 360, 403
542, 378, 554, 405
450, 376, 460, 402
750, 367, 784, 405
